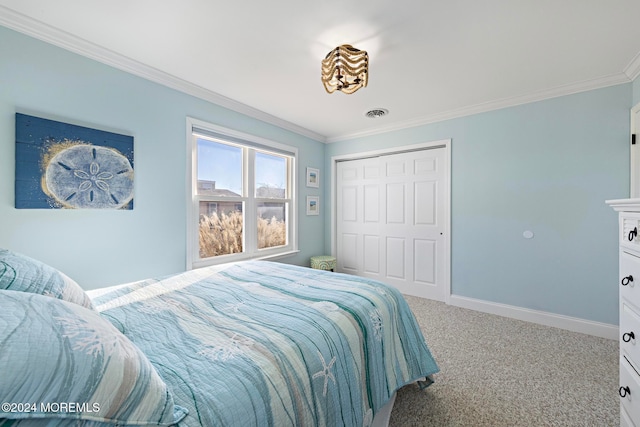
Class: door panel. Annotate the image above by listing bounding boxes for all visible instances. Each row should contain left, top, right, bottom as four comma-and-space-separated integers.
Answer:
386, 237, 405, 279
415, 181, 436, 225
386, 183, 405, 224
341, 186, 357, 221
414, 239, 436, 284
341, 233, 358, 271
363, 235, 380, 273
363, 185, 379, 222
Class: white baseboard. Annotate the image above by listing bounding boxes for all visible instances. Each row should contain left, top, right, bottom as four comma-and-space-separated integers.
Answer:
448, 295, 618, 340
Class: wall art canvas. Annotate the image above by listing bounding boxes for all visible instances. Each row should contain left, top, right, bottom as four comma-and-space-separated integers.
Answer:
15, 113, 134, 209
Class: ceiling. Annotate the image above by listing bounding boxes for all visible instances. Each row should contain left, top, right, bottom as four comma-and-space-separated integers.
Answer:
1, 1, 640, 143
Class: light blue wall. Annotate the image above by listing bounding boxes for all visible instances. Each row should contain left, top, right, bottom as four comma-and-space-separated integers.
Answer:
325, 85, 631, 325
0, 26, 325, 289
633, 76, 640, 106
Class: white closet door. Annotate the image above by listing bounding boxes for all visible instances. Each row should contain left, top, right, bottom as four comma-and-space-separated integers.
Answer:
336, 147, 447, 300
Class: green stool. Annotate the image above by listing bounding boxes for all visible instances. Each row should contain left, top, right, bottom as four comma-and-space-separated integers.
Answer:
310, 255, 337, 272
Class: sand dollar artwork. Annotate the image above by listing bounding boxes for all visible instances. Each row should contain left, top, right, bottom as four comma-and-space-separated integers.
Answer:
44, 144, 134, 209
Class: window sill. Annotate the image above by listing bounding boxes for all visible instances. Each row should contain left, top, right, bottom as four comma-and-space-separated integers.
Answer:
256, 250, 300, 261
191, 249, 300, 270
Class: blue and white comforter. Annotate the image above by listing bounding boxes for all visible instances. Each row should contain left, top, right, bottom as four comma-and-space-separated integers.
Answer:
90, 261, 439, 426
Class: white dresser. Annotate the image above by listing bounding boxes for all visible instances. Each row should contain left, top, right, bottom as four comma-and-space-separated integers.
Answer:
608, 199, 640, 426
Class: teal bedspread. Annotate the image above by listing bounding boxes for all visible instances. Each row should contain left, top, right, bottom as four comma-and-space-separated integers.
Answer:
90, 261, 439, 426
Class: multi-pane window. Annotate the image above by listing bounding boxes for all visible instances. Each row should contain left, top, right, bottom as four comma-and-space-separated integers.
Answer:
187, 119, 297, 269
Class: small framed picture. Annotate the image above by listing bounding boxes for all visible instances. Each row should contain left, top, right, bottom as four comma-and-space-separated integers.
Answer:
306, 196, 319, 216
306, 167, 319, 188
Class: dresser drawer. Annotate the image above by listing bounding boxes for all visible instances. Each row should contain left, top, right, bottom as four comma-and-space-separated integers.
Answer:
622, 405, 636, 427
622, 301, 640, 368
621, 251, 640, 306
622, 214, 640, 252
621, 355, 640, 423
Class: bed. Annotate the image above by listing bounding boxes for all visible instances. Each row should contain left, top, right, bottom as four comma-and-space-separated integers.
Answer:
0, 249, 439, 426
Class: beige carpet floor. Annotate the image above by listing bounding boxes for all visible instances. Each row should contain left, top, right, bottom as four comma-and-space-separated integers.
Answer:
389, 296, 619, 427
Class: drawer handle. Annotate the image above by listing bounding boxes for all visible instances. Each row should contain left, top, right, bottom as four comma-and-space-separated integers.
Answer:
622, 275, 634, 286
630, 227, 638, 242
623, 332, 635, 342
620, 386, 631, 398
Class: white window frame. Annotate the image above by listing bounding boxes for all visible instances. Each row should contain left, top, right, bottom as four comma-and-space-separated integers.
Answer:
186, 117, 298, 270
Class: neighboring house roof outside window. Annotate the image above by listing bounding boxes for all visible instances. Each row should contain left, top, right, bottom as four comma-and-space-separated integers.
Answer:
197, 180, 241, 197
206, 189, 242, 197
256, 186, 285, 198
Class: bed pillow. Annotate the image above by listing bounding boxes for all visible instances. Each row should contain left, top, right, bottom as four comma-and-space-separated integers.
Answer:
0, 248, 94, 309
0, 290, 188, 426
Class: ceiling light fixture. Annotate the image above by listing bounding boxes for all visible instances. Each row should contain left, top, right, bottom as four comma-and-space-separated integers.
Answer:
321, 44, 368, 94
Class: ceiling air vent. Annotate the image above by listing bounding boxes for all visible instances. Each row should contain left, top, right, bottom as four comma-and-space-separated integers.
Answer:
365, 108, 389, 119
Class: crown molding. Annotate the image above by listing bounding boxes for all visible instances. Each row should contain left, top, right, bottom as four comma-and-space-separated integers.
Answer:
624, 51, 640, 81
326, 72, 632, 143
0, 6, 326, 143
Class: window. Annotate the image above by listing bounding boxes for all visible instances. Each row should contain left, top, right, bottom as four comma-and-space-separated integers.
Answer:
187, 118, 297, 269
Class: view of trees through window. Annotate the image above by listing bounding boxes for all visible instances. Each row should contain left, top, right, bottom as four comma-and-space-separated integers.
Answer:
196, 137, 289, 259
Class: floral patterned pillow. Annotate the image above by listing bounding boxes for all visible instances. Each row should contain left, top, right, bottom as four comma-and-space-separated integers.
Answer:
0, 248, 94, 309
0, 290, 188, 426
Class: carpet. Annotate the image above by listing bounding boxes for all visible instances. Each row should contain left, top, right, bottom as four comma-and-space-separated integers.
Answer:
389, 296, 618, 426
